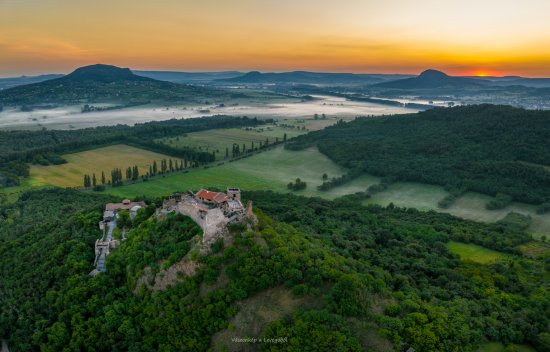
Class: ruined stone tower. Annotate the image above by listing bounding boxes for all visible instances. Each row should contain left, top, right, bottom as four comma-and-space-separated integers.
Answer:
226, 187, 241, 201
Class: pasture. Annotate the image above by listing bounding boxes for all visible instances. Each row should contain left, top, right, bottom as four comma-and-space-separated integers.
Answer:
105, 146, 347, 199
100, 144, 550, 239
446, 241, 510, 264
158, 125, 305, 160
23, 138, 549, 240
364, 182, 448, 211
30, 144, 176, 188
351, 182, 550, 239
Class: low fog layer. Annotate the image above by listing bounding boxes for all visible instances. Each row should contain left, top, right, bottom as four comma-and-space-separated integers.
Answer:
0, 95, 418, 130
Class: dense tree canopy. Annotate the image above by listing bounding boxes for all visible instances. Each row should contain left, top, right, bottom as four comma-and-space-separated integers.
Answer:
0, 189, 548, 351
287, 104, 550, 205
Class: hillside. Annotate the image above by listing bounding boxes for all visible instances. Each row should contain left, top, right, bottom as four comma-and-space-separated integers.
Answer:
287, 104, 550, 205
0, 189, 548, 351
0, 64, 235, 105
374, 69, 483, 89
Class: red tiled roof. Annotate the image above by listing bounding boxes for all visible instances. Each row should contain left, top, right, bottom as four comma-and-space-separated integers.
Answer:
196, 189, 227, 203
213, 192, 228, 203
196, 189, 217, 200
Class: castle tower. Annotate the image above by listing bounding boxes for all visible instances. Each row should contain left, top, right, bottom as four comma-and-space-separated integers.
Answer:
226, 187, 241, 200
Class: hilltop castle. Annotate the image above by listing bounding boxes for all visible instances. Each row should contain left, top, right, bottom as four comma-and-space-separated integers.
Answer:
163, 187, 254, 247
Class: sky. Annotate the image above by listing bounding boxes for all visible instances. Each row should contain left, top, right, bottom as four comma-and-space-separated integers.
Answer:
1, 0, 550, 77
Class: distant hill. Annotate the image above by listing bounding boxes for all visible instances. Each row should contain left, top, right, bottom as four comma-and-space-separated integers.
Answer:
215, 70, 412, 85
0, 64, 234, 106
134, 70, 244, 83
0, 74, 63, 90
472, 76, 550, 88
374, 69, 483, 89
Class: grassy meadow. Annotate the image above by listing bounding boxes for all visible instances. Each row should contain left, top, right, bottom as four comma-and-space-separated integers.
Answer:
156, 117, 339, 161
447, 241, 510, 264
158, 125, 305, 160
364, 182, 448, 211
104, 146, 348, 199
17, 136, 550, 239
30, 144, 176, 188
96, 144, 550, 239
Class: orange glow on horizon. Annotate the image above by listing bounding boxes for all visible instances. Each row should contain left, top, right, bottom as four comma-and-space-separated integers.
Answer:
1, 0, 550, 77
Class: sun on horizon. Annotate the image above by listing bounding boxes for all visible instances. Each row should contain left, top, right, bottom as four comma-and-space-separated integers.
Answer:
1, 0, 550, 77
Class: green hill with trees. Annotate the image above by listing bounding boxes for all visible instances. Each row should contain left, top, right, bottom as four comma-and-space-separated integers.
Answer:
0, 189, 548, 351
287, 104, 550, 207
0, 64, 241, 106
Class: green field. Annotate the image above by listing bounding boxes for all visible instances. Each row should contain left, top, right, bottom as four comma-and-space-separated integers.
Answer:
30, 144, 176, 187
364, 182, 448, 211
444, 192, 550, 239
104, 146, 348, 199
348, 181, 550, 239
17, 138, 550, 239
447, 241, 510, 264
158, 125, 305, 160
98, 144, 550, 239
0, 178, 41, 203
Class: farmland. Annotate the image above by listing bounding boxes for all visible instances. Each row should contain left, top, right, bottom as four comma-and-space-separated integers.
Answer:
98, 144, 550, 239
158, 125, 306, 160
19, 139, 550, 240
30, 144, 176, 187
105, 146, 347, 199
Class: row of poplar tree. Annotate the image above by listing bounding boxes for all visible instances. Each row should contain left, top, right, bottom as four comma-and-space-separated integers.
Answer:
82, 158, 198, 188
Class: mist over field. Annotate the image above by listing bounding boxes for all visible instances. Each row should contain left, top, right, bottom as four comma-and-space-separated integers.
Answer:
0, 95, 418, 129
2, 1, 550, 352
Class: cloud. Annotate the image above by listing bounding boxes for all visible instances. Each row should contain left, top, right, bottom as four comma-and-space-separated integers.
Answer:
0, 35, 93, 57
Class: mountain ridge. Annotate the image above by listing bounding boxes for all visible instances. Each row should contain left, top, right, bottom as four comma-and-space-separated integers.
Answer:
215, 70, 413, 85
0, 64, 232, 105
373, 69, 484, 89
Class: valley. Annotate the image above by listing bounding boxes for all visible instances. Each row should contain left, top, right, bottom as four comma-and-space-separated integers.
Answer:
3, 1, 550, 351
23, 138, 548, 239
1, 65, 549, 352
0, 94, 416, 130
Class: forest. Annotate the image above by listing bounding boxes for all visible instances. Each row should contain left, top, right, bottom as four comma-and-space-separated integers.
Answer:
0, 115, 266, 187
286, 104, 550, 205
0, 188, 548, 351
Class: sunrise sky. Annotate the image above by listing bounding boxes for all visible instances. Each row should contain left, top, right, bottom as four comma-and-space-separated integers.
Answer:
1, 0, 550, 77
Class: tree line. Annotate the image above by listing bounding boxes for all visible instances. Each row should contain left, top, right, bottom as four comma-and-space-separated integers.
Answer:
287, 104, 550, 208
82, 159, 199, 189
0, 115, 266, 188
